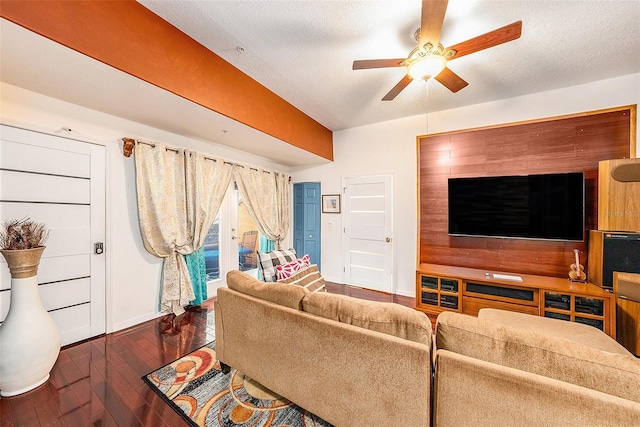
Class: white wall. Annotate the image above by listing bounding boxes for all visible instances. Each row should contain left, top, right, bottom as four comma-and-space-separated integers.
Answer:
2, 72, 638, 327
291, 115, 427, 296
0, 82, 289, 332
427, 73, 640, 136
293, 73, 640, 297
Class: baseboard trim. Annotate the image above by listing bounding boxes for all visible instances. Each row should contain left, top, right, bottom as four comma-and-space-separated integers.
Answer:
394, 289, 415, 298
323, 275, 342, 284
112, 311, 165, 333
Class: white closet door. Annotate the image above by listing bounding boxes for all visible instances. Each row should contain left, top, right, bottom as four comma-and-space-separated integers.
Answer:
342, 175, 393, 293
0, 125, 106, 346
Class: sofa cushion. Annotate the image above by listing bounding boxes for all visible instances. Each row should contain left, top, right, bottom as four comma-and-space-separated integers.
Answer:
435, 311, 640, 403
303, 292, 432, 346
478, 308, 631, 356
257, 248, 297, 282
279, 264, 326, 292
226, 270, 307, 310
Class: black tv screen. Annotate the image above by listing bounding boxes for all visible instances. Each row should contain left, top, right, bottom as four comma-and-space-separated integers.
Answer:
448, 172, 585, 241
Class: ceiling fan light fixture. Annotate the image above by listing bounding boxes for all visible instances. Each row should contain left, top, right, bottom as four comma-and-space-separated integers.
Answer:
353, 2, 522, 100
407, 55, 446, 80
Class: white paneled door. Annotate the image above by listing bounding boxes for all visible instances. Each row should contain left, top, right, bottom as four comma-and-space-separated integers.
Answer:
343, 175, 393, 293
0, 125, 106, 346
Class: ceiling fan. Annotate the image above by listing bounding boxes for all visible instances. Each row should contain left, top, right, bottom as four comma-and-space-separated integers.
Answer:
353, 0, 522, 101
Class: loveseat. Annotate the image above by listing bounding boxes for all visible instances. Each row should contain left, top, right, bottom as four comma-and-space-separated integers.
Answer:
215, 271, 640, 427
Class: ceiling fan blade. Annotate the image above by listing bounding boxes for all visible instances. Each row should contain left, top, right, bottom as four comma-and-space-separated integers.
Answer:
419, 0, 449, 47
382, 75, 413, 101
446, 21, 522, 60
434, 67, 468, 93
352, 59, 406, 70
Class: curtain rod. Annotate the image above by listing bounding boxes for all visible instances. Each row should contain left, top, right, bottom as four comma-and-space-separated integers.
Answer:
122, 137, 283, 175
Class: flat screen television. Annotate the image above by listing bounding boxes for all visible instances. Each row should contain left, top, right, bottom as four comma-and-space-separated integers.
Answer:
448, 172, 585, 241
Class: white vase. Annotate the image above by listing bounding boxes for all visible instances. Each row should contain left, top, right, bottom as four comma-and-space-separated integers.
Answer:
0, 247, 61, 397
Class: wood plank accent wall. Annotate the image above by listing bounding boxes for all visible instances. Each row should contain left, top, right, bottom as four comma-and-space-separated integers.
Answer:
418, 106, 635, 278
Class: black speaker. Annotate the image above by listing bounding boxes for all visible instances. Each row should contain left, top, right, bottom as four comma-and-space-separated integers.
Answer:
602, 233, 640, 288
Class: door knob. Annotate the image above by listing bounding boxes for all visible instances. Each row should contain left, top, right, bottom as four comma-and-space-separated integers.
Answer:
386, 237, 391, 242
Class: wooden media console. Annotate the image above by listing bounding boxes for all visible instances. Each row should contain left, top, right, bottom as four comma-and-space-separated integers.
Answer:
416, 263, 616, 338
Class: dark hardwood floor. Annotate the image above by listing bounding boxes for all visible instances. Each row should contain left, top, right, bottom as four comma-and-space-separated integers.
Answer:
0, 303, 216, 427
0, 283, 420, 426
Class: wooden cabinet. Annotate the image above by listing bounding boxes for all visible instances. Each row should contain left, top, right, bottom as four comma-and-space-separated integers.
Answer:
463, 296, 540, 317
598, 158, 640, 233
416, 263, 616, 338
543, 292, 608, 332
464, 281, 539, 314
614, 272, 640, 356
417, 274, 461, 314
616, 297, 640, 356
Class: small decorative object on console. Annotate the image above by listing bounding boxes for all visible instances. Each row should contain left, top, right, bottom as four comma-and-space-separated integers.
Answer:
569, 249, 587, 282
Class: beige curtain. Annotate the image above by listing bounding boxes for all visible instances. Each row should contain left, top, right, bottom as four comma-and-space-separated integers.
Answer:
135, 145, 235, 315
184, 151, 234, 251
233, 167, 291, 248
135, 140, 288, 312
274, 171, 291, 245
134, 142, 194, 315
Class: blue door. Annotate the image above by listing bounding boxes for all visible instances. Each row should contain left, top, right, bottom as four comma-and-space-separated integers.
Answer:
293, 182, 321, 270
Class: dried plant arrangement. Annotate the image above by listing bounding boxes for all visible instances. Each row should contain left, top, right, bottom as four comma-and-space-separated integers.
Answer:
0, 217, 50, 250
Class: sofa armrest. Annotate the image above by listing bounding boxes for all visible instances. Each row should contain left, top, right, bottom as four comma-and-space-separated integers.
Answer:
478, 308, 631, 356
436, 311, 640, 403
434, 349, 640, 427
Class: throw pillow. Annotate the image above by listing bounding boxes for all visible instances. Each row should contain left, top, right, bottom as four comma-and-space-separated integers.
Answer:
299, 253, 311, 267
279, 264, 326, 292
257, 248, 297, 282
275, 254, 311, 280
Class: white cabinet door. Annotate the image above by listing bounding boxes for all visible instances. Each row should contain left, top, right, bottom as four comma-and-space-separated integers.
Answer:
0, 125, 106, 346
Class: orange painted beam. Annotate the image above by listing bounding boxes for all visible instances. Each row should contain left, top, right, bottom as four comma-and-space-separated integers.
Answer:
0, 0, 334, 161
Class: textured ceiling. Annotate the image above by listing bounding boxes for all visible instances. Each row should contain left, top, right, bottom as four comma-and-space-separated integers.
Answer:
140, 0, 640, 131
0, 19, 327, 166
1, 1, 639, 167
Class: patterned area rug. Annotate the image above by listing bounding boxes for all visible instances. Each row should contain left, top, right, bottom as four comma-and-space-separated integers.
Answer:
143, 342, 332, 426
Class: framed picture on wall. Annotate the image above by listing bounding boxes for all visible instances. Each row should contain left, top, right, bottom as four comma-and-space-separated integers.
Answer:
322, 194, 341, 213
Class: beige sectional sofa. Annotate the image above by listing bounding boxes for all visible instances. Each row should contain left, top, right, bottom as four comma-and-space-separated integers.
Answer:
215, 271, 640, 427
